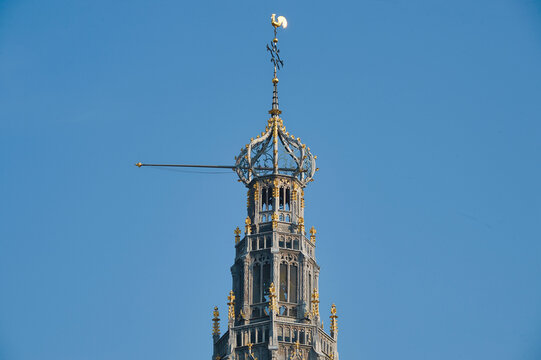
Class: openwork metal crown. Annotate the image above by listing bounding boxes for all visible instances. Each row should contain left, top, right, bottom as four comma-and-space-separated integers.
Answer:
234, 118, 317, 187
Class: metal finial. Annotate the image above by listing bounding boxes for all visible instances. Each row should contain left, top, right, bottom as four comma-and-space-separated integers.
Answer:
234, 226, 241, 244
310, 226, 317, 243
227, 290, 236, 320
330, 304, 338, 335
245, 216, 252, 235
268, 282, 278, 313
212, 306, 220, 336
311, 288, 320, 317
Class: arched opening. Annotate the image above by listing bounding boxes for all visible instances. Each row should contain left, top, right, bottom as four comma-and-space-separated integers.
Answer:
279, 263, 288, 302
279, 262, 299, 305
268, 189, 274, 211
262, 263, 271, 301
261, 188, 267, 211
290, 265, 298, 302
237, 331, 242, 346
253, 263, 261, 303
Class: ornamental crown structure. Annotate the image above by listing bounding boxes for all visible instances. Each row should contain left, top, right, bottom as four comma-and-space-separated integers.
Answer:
234, 85, 317, 186
211, 15, 339, 360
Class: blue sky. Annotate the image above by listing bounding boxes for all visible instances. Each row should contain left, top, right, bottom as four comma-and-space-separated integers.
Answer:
1, 0, 540, 359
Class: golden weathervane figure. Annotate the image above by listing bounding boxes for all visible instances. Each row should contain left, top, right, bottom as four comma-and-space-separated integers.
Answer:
267, 14, 288, 84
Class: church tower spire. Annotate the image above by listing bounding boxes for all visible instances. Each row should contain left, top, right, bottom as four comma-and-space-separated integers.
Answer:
213, 15, 338, 360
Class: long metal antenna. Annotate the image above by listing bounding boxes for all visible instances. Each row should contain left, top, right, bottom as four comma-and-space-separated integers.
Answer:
134, 162, 305, 172
135, 163, 234, 169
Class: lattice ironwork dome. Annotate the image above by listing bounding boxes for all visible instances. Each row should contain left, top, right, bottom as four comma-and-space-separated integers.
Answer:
234, 115, 317, 187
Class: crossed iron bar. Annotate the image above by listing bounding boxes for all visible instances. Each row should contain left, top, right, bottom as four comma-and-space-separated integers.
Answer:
267, 41, 284, 70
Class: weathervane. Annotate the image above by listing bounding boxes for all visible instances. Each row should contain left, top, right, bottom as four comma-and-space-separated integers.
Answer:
267, 14, 287, 83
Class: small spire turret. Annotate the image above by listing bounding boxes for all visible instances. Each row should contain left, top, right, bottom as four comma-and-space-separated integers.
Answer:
212, 307, 220, 337
330, 304, 338, 337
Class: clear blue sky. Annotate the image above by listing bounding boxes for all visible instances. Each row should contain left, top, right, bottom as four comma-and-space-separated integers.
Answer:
1, 0, 540, 359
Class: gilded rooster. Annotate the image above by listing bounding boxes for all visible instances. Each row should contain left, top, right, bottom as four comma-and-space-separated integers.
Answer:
271, 14, 288, 29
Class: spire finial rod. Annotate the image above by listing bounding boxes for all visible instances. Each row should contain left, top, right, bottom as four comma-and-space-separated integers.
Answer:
267, 14, 287, 117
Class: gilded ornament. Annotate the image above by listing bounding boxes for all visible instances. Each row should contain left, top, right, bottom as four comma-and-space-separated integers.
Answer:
289, 340, 304, 360
253, 182, 259, 199
298, 217, 305, 234
311, 288, 320, 317
247, 342, 258, 360
273, 179, 280, 198
227, 290, 236, 320
245, 216, 252, 235
268, 283, 278, 313
271, 212, 278, 229
271, 14, 288, 29
309, 226, 316, 243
